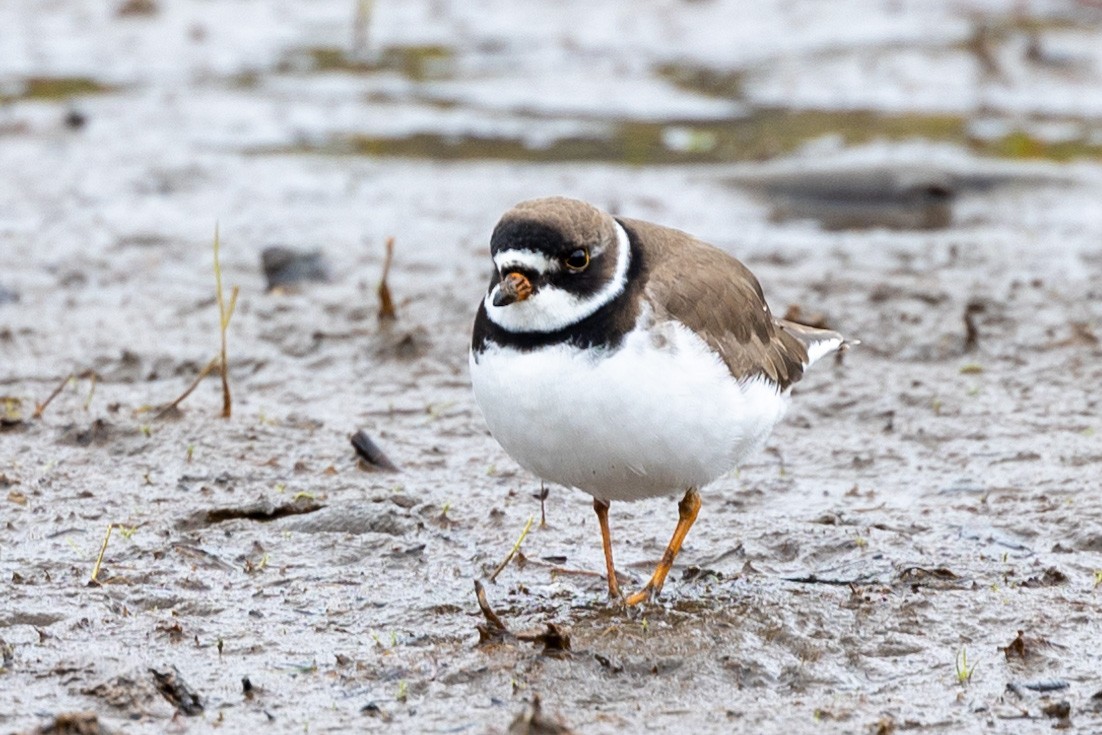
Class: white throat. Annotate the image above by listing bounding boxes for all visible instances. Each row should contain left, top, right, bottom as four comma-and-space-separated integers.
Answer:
483, 221, 632, 334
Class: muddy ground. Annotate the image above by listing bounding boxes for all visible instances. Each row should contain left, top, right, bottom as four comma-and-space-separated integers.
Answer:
3, 1, 1102, 733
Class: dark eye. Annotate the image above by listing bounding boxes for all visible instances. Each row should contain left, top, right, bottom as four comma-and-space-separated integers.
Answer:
563, 249, 589, 272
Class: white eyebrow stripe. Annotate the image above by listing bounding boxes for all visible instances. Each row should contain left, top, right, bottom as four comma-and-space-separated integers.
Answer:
483, 220, 632, 334
493, 249, 560, 274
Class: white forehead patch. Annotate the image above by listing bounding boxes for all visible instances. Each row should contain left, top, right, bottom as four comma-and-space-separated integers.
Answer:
493, 249, 560, 275
484, 221, 632, 334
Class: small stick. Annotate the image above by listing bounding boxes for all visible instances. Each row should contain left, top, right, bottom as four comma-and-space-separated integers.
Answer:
538, 482, 548, 528
80, 370, 98, 411
473, 580, 509, 637
377, 236, 396, 321
213, 225, 239, 418
155, 357, 220, 419
90, 523, 114, 585
489, 514, 534, 583
34, 373, 75, 418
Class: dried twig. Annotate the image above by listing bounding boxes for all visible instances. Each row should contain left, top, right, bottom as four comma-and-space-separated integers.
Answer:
90, 523, 114, 585
80, 369, 98, 411
473, 580, 510, 644
489, 514, 534, 583
155, 357, 220, 419
212, 225, 239, 418
964, 299, 984, 351
536, 482, 548, 528
33, 373, 74, 418
377, 236, 396, 321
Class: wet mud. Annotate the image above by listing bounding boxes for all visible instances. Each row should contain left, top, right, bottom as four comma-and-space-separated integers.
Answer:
3, 1, 1102, 733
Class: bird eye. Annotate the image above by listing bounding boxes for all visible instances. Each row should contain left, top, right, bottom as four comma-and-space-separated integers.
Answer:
563, 249, 589, 272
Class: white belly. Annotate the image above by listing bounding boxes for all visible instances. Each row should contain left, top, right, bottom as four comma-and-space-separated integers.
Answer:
469, 321, 788, 502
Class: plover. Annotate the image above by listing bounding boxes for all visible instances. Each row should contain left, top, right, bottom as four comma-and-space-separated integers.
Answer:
470, 197, 848, 605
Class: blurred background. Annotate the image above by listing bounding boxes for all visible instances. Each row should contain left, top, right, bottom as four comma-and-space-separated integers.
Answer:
4, 0, 1102, 250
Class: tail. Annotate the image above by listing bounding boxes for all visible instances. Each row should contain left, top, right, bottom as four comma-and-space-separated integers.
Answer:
776, 319, 855, 368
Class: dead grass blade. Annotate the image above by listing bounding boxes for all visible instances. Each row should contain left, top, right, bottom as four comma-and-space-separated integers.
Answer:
89, 523, 114, 586
155, 357, 220, 419
489, 514, 534, 583
212, 224, 239, 418
34, 373, 75, 418
377, 236, 396, 321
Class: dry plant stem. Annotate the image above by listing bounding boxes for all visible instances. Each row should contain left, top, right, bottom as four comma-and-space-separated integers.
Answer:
489, 514, 535, 583
90, 523, 114, 585
81, 370, 97, 411
34, 372, 74, 418
539, 482, 548, 528
473, 580, 509, 634
378, 236, 397, 321
156, 357, 220, 419
212, 225, 239, 418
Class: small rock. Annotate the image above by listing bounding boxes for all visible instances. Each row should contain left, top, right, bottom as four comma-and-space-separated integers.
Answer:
261, 246, 329, 291
0, 284, 18, 305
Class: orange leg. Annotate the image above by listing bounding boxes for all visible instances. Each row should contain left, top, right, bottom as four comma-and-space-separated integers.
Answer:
625, 488, 701, 606
592, 498, 622, 600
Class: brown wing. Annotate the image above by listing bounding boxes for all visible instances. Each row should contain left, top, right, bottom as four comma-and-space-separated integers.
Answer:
619, 217, 810, 390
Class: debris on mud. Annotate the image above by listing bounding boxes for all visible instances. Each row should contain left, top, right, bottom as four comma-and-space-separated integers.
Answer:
1, 396, 25, 430
507, 695, 576, 735
377, 236, 397, 321
25, 712, 116, 735
1040, 699, 1072, 727
178, 496, 324, 528
964, 299, 984, 351
1021, 567, 1068, 587
1001, 630, 1063, 663
474, 580, 511, 645
895, 565, 963, 590
57, 419, 115, 447
516, 623, 572, 658
81, 669, 176, 719
361, 701, 393, 722
473, 581, 571, 656
284, 504, 412, 535
260, 246, 330, 291
351, 430, 399, 472
149, 666, 203, 716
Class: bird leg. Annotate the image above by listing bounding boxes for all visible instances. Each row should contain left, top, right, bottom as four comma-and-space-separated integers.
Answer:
592, 498, 622, 600
625, 488, 701, 606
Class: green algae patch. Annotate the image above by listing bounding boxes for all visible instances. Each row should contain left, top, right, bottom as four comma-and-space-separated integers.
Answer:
278, 109, 970, 165
2, 76, 113, 103
983, 129, 1102, 162
281, 45, 456, 81
655, 63, 746, 100
284, 108, 1102, 165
